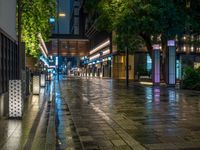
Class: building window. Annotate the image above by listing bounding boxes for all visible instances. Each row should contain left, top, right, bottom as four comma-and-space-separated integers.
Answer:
0, 32, 18, 94
146, 54, 152, 72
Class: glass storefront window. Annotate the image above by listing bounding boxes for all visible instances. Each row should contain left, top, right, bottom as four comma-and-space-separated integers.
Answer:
146, 54, 152, 72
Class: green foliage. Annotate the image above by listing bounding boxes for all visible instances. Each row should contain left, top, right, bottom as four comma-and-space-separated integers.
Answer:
21, 0, 56, 58
84, 0, 200, 54
182, 67, 200, 90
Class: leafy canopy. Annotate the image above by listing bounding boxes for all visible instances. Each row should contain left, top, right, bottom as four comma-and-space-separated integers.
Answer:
21, 0, 56, 58
85, 0, 200, 52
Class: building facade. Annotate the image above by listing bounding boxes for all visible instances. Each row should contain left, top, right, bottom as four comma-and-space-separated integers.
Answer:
71, 0, 200, 83
0, 0, 19, 117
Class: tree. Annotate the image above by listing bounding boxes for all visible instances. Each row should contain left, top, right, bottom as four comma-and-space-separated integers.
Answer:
21, 0, 56, 58
84, 0, 200, 82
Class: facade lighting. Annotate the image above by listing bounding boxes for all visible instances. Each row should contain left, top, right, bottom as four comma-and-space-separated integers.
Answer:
89, 40, 110, 55
183, 46, 186, 51
103, 49, 110, 55
39, 44, 48, 58
89, 54, 100, 60
59, 13, 66, 17
38, 33, 48, 58
191, 46, 194, 52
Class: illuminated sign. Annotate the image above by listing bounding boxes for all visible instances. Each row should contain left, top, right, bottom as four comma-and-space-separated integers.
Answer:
167, 40, 175, 46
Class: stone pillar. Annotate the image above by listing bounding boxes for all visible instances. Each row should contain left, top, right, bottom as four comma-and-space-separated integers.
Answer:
152, 44, 161, 85
167, 40, 176, 86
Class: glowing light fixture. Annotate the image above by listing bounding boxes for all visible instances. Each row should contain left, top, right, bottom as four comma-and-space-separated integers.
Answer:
102, 49, 110, 55
191, 46, 194, 52
89, 54, 100, 60
39, 44, 48, 58
89, 40, 110, 55
59, 13, 66, 17
139, 81, 153, 85
183, 46, 186, 51
38, 33, 48, 58
49, 17, 55, 23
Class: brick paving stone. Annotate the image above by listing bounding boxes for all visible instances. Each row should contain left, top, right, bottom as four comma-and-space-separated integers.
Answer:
80, 136, 94, 142
111, 140, 127, 146
59, 78, 200, 150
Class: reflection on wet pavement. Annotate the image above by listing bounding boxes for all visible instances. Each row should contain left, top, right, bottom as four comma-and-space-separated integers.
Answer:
55, 80, 83, 150
60, 77, 200, 150
0, 84, 50, 150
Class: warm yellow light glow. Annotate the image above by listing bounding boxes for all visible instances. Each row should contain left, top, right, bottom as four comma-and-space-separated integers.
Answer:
183, 46, 186, 51
59, 13, 66, 17
89, 40, 110, 55
139, 82, 153, 85
103, 49, 110, 55
38, 33, 48, 58
191, 46, 194, 52
39, 44, 48, 58
89, 54, 100, 60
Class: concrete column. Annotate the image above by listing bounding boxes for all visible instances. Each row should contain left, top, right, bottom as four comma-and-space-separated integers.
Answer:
152, 44, 161, 85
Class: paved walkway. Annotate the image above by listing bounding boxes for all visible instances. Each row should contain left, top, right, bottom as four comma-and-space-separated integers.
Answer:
1, 77, 200, 150
0, 82, 52, 150
58, 77, 200, 150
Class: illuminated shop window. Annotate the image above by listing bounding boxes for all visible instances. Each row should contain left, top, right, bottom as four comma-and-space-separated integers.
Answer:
146, 54, 152, 72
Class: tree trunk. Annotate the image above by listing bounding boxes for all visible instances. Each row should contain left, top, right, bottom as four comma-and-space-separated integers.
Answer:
140, 33, 168, 84
140, 33, 153, 58
161, 34, 167, 83
125, 47, 129, 87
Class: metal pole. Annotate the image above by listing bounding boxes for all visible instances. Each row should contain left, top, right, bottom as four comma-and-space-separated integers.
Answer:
18, 0, 22, 79
125, 47, 129, 87
57, 0, 60, 80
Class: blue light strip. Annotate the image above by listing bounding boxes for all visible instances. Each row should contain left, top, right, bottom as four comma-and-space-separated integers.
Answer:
40, 56, 49, 67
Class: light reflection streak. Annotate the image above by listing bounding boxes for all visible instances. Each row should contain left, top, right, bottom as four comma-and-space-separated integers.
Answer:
145, 87, 153, 102
153, 87, 160, 103
168, 90, 176, 102
6, 121, 22, 149
90, 103, 111, 122
50, 82, 54, 102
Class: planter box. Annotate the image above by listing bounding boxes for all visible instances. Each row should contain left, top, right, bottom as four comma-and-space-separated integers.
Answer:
9, 80, 24, 118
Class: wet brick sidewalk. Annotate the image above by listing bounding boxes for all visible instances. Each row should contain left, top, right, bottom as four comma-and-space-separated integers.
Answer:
59, 77, 200, 150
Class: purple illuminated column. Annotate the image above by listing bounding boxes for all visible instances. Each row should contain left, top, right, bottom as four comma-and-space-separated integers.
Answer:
167, 40, 176, 85
152, 44, 160, 85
